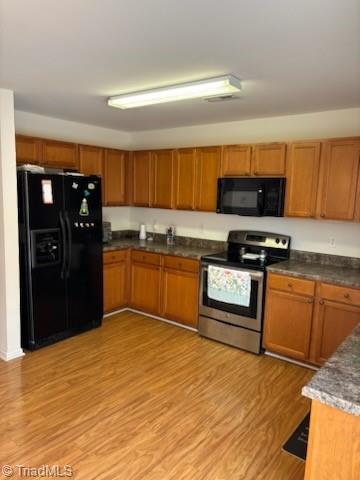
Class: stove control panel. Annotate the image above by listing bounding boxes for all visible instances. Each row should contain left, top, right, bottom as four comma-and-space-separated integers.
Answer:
228, 230, 290, 250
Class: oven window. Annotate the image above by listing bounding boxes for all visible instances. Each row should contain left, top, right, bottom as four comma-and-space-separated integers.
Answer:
202, 269, 259, 319
223, 190, 258, 209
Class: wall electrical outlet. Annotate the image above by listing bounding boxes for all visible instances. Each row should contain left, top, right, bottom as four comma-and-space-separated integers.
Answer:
329, 237, 336, 248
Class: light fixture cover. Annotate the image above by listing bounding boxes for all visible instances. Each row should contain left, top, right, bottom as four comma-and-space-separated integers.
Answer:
107, 75, 241, 109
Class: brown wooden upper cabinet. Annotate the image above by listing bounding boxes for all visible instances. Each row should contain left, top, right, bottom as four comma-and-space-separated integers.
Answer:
221, 145, 252, 176
317, 139, 360, 221
355, 167, 360, 221
15, 134, 42, 164
151, 150, 174, 209
79, 145, 104, 177
285, 142, 321, 218
194, 146, 221, 212
132, 150, 152, 206
173, 148, 197, 210
252, 143, 286, 176
42, 139, 78, 169
103, 148, 126, 206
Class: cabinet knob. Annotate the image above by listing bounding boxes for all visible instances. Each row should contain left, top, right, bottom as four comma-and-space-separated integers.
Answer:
320, 213, 325, 218
288, 283, 293, 288
344, 293, 350, 299
319, 299, 324, 305
307, 299, 313, 304
253, 171, 258, 175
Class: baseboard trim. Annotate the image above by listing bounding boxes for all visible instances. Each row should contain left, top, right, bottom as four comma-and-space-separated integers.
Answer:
104, 307, 197, 333
265, 351, 319, 371
0, 347, 25, 362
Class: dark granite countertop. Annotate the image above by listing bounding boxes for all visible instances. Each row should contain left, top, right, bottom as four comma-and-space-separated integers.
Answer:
267, 260, 360, 289
103, 239, 220, 260
302, 324, 360, 416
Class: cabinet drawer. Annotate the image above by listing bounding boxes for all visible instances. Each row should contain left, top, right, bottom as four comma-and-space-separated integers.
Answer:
320, 283, 360, 306
131, 250, 161, 266
268, 273, 315, 297
163, 255, 199, 273
103, 249, 127, 265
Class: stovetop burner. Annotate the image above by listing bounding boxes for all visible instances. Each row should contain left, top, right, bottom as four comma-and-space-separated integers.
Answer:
201, 250, 284, 271
201, 230, 291, 271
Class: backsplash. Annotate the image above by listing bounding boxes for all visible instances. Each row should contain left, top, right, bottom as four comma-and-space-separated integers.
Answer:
112, 229, 360, 269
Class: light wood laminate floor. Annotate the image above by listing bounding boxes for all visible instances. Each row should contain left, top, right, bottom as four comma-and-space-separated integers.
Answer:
0, 312, 313, 479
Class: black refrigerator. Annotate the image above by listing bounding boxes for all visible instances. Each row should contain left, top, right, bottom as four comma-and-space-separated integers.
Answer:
17, 171, 103, 350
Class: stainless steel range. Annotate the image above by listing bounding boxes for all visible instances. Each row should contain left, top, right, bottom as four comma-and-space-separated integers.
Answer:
199, 230, 290, 354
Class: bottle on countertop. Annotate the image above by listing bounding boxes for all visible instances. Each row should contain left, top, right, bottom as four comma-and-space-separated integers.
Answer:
139, 223, 147, 240
166, 225, 176, 246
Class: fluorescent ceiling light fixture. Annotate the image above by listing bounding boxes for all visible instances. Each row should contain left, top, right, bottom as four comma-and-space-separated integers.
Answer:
107, 75, 241, 109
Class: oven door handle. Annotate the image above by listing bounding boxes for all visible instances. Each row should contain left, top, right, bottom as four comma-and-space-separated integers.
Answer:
257, 188, 265, 214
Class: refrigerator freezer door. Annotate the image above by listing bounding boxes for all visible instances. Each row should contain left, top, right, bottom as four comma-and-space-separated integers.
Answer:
64, 175, 103, 332
19, 173, 68, 348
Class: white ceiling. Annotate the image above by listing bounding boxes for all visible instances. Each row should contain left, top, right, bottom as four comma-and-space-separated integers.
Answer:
1, 0, 359, 132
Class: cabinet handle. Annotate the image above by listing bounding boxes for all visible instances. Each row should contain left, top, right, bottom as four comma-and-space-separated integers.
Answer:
319, 299, 324, 305
344, 293, 350, 299
253, 171, 258, 175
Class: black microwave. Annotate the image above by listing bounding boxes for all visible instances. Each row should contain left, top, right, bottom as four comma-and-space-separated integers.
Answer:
217, 177, 286, 216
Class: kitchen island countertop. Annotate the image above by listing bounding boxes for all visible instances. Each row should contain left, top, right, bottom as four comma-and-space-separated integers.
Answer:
302, 323, 360, 416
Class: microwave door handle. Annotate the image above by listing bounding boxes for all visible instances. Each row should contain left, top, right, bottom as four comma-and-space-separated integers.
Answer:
257, 188, 264, 214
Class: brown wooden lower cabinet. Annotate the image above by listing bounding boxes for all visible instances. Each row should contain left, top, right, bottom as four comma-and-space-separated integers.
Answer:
263, 287, 314, 361
309, 283, 360, 364
263, 273, 360, 365
161, 256, 199, 328
130, 253, 162, 315
103, 250, 129, 313
103, 249, 199, 326
304, 400, 359, 480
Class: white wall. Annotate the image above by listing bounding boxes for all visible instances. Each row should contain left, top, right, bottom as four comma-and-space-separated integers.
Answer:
130, 107, 360, 149
130, 208, 360, 258
0, 90, 23, 361
15, 110, 132, 149
102, 207, 132, 230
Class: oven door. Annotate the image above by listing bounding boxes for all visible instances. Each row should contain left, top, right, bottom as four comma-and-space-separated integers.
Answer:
199, 262, 264, 332
216, 178, 264, 216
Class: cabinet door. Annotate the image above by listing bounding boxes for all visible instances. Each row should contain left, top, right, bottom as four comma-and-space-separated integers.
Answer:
104, 148, 126, 206
162, 269, 199, 327
174, 148, 196, 210
252, 143, 286, 176
310, 299, 360, 365
15, 135, 42, 164
103, 261, 128, 313
221, 145, 252, 176
194, 146, 221, 212
151, 150, 174, 209
263, 289, 314, 361
130, 262, 161, 315
285, 142, 321, 217
355, 166, 360, 221
317, 139, 360, 220
42, 139, 78, 169
79, 145, 104, 177
132, 151, 152, 206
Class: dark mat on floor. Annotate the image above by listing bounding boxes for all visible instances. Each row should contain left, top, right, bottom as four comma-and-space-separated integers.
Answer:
282, 413, 310, 461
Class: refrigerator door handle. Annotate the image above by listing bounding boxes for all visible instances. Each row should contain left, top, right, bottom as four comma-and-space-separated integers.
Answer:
59, 212, 67, 279
64, 213, 72, 278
